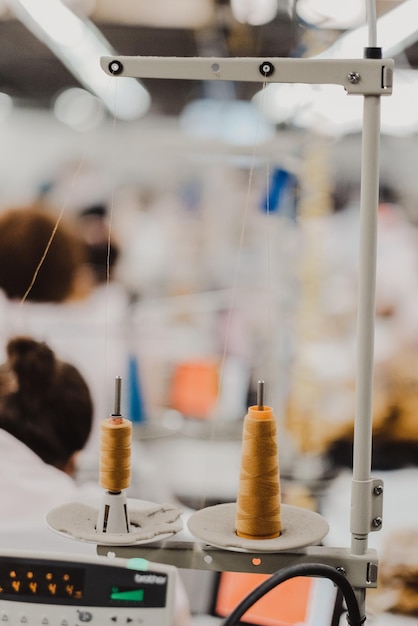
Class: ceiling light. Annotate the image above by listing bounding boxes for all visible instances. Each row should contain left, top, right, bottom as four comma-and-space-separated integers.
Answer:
12, 0, 84, 46
63, 0, 96, 18
254, 0, 418, 136
255, 69, 418, 137
231, 0, 278, 26
53, 87, 105, 131
295, 0, 366, 29
8, 0, 151, 120
317, 0, 418, 59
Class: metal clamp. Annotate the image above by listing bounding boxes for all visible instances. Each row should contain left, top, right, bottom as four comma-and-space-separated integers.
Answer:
351, 477, 384, 536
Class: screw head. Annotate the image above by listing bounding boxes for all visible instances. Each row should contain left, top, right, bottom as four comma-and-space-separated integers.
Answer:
109, 60, 124, 75
373, 485, 383, 496
259, 61, 275, 77
372, 516, 383, 528
347, 71, 361, 84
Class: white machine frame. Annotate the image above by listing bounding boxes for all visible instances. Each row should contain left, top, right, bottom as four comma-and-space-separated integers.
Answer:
98, 52, 394, 614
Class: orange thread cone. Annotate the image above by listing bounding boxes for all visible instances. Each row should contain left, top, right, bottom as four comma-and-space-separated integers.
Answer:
235, 405, 281, 539
99, 418, 132, 492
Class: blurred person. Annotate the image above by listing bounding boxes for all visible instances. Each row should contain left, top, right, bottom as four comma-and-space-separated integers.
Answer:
0, 335, 95, 550
75, 203, 121, 287
0, 204, 130, 465
0, 203, 181, 512
0, 204, 93, 303
0, 336, 191, 625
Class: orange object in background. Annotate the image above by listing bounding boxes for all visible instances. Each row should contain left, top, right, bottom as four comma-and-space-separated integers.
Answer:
215, 572, 312, 626
170, 359, 219, 419
214, 570, 341, 626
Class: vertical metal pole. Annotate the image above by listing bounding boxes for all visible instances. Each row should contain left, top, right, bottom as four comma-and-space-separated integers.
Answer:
349, 91, 381, 614
351, 93, 381, 561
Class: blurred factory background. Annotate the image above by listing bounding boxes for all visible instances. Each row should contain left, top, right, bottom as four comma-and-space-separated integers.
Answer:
0, 2, 417, 621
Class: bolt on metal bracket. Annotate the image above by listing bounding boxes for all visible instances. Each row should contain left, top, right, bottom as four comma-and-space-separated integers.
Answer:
351, 477, 384, 536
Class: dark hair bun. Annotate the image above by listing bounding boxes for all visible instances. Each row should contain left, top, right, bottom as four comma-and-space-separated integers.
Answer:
0, 336, 93, 468
7, 336, 56, 399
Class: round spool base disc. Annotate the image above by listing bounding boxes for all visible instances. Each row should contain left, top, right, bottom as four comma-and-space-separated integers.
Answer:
187, 502, 329, 552
46, 499, 183, 546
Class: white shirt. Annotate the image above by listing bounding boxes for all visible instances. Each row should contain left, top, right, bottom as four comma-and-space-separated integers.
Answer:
0, 429, 98, 555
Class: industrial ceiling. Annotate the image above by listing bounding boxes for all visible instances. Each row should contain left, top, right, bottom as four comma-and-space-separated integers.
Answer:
0, 0, 416, 117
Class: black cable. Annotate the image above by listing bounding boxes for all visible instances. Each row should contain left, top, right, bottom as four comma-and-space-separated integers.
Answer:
222, 562, 365, 626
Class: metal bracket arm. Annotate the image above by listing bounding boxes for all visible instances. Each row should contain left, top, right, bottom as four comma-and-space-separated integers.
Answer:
101, 56, 394, 96
97, 542, 378, 591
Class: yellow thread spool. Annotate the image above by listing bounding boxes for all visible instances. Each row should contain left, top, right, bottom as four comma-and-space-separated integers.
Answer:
235, 404, 281, 539
99, 416, 132, 492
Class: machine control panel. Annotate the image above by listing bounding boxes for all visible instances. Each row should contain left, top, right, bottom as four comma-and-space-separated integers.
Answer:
0, 551, 176, 625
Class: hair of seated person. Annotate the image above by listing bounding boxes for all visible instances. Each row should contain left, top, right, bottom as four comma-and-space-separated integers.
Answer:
0, 336, 93, 471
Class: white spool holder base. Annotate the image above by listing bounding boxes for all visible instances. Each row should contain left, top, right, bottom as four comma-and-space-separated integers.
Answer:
187, 502, 329, 552
46, 498, 184, 546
